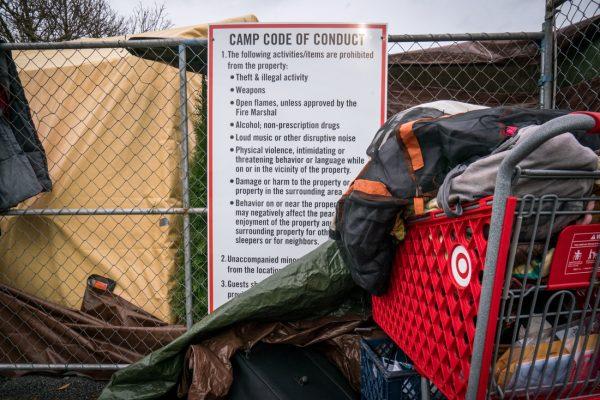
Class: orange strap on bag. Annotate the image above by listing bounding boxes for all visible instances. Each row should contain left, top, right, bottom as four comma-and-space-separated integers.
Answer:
398, 121, 425, 171
413, 197, 425, 215
353, 179, 391, 197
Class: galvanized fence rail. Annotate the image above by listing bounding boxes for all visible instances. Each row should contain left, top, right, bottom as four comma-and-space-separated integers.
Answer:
0, 0, 597, 385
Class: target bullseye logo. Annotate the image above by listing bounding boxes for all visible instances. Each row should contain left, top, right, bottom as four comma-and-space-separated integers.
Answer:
451, 245, 472, 288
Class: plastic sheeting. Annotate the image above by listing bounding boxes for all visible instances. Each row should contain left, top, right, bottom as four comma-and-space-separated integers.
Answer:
178, 317, 364, 399
0, 281, 185, 376
99, 240, 370, 400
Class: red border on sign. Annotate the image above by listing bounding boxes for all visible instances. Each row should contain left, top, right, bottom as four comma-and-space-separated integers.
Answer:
207, 23, 388, 313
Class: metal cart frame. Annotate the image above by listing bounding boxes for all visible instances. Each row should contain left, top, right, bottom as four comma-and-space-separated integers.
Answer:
471, 113, 600, 399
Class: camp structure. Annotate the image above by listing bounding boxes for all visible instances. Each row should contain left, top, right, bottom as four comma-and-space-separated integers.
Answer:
0, 15, 257, 323
387, 14, 599, 114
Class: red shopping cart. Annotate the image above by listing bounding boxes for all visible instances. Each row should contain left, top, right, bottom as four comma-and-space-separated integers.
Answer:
372, 112, 600, 400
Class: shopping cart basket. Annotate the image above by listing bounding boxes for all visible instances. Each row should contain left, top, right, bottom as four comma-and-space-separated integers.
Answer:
372, 112, 600, 400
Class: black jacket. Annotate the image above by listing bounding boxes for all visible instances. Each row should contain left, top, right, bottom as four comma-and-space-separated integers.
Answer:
0, 44, 51, 211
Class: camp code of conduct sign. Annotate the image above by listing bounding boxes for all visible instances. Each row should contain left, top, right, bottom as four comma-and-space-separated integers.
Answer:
208, 23, 387, 312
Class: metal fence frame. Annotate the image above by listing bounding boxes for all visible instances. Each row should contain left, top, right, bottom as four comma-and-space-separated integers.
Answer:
0, 0, 597, 384
0, 38, 209, 336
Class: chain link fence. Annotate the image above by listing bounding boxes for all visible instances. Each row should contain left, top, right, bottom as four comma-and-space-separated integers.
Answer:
552, 0, 599, 110
387, 33, 543, 115
0, 41, 209, 370
0, 0, 598, 374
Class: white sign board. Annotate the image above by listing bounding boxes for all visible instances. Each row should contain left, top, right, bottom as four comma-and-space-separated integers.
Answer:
208, 23, 387, 312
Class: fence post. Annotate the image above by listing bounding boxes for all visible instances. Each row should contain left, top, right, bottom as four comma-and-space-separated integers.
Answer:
540, 0, 555, 109
178, 44, 193, 329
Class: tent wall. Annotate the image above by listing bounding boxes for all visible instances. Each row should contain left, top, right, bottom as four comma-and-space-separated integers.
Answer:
0, 16, 257, 324
0, 48, 201, 322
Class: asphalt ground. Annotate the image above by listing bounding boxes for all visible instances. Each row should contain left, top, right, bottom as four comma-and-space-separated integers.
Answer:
0, 375, 107, 400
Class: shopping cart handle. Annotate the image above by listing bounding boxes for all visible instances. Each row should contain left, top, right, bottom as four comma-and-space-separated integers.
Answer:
572, 111, 600, 133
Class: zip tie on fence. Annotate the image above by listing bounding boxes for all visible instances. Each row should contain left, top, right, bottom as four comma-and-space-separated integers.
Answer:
537, 74, 553, 86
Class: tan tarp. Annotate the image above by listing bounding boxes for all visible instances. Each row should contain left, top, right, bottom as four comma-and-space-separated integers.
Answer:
0, 15, 257, 322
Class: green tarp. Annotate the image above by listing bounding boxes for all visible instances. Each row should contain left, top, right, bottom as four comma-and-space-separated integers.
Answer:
99, 241, 366, 400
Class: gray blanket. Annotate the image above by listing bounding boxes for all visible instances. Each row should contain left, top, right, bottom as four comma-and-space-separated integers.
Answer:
438, 125, 598, 238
